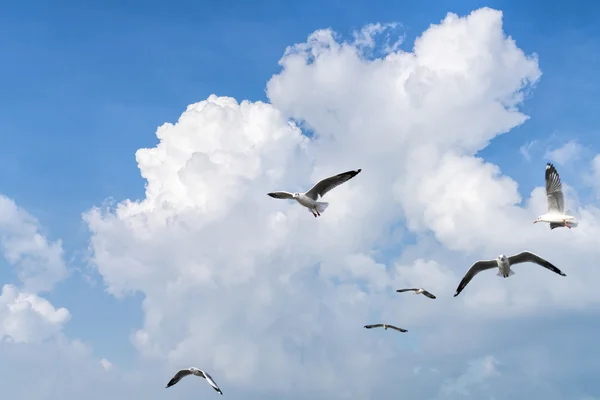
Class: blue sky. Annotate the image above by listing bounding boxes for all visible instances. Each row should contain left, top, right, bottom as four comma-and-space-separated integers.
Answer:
1, 0, 600, 398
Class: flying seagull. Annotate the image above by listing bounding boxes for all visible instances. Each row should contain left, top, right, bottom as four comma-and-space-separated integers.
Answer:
364, 324, 407, 333
166, 367, 223, 395
267, 169, 362, 217
396, 288, 437, 299
453, 251, 567, 297
534, 163, 578, 229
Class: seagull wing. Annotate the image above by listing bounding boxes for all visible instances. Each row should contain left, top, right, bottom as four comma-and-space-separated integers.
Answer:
364, 324, 384, 329
304, 169, 362, 200
420, 290, 437, 299
545, 163, 564, 213
507, 251, 567, 276
166, 369, 193, 388
267, 191, 295, 200
396, 288, 418, 293
201, 371, 223, 395
386, 325, 408, 333
454, 260, 498, 297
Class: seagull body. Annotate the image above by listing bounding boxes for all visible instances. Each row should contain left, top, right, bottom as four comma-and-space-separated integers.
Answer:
267, 169, 362, 217
364, 324, 407, 333
534, 163, 578, 229
166, 367, 223, 395
396, 288, 436, 299
453, 251, 567, 297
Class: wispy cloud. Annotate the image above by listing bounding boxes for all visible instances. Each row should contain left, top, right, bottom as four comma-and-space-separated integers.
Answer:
545, 140, 584, 164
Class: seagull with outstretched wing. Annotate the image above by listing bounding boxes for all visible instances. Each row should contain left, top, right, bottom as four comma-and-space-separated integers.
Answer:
166, 367, 223, 395
267, 169, 362, 217
364, 324, 407, 333
396, 288, 437, 299
534, 163, 578, 229
453, 251, 567, 297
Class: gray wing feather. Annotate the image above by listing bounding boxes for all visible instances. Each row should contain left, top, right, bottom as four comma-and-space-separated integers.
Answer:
507, 251, 566, 276
267, 191, 295, 200
364, 324, 384, 329
545, 163, 564, 213
454, 260, 498, 297
305, 169, 362, 200
421, 290, 437, 299
386, 325, 408, 333
202, 371, 223, 394
166, 369, 193, 388
396, 288, 418, 293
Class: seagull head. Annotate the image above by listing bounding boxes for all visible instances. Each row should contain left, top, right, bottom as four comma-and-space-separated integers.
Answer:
293, 192, 300, 198
533, 216, 541, 224
498, 255, 508, 262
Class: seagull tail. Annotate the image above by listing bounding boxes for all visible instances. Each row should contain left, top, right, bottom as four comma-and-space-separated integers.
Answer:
496, 269, 515, 278
315, 202, 329, 213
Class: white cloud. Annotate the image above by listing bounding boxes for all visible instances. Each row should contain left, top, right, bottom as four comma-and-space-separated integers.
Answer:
545, 140, 584, 164
0, 194, 71, 344
0, 284, 70, 344
0, 195, 67, 293
0, 194, 120, 398
100, 358, 113, 371
80, 6, 600, 399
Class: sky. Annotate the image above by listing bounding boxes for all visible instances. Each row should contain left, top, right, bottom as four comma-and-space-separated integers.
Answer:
1, 0, 600, 398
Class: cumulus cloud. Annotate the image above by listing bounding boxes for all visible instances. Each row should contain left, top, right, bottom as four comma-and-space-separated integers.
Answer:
0, 194, 71, 343
0, 284, 70, 344
0, 195, 67, 293
83, 7, 600, 399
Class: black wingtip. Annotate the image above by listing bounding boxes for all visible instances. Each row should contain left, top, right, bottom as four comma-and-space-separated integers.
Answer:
453, 293, 459, 297
356, 168, 362, 174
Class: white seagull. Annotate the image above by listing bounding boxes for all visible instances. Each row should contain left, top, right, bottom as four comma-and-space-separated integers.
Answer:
396, 288, 437, 299
534, 162, 578, 229
166, 367, 223, 395
453, 251, 567, 297
364, 324, 407, 333
267, 169, 362, 217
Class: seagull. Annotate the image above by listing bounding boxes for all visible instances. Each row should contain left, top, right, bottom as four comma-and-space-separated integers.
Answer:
453, 251, 567, 297
364, 324, 407, 333
166, 367, 223, 395
534, 163, 578, 229
396, 288, 437, 299
267, 169, 362, 217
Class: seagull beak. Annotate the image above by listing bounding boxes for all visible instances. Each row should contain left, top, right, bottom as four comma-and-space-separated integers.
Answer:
533, 220, 537, 224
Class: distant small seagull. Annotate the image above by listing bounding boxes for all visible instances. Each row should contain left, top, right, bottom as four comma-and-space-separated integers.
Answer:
534, 163, 578, 229
396, 288, 437, 299
364, 324, 407, 333
267, 169, 362, 217
166, 367, 223, 395
453, 251, 567, 297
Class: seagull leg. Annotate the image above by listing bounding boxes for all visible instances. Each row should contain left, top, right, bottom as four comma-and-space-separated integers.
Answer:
316, 209, 321, 217
563, 220, 571, 229
312, 210, 317, 218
